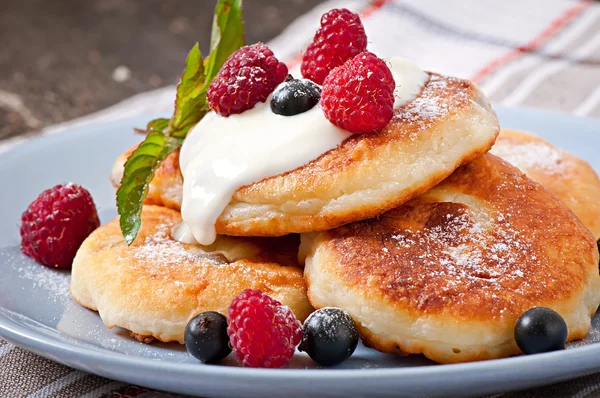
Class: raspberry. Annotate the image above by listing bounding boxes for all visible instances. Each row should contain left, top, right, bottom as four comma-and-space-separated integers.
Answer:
207, 43, 288, 117
301, 8, 367, 85
227, 289, 302, 368
20, 183, 100, 269
321, 52, 395, 133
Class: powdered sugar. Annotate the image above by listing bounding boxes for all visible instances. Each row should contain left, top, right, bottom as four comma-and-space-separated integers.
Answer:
408, 95, 449, 121
384, 199, 538, 314
304, 307, 356, 341
127, 223, 223, 267
570, 325, 600, 348
393, 74, 458, 136
10, 252, 71, 302
494, 141, 566, 175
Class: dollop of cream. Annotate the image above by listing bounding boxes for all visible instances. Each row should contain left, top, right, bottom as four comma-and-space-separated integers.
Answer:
175, 58, 427, 245
386, 57, 429, 108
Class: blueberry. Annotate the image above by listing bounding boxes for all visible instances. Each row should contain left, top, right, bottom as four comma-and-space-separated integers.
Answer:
299, 308, 359, 366
270, 78, 321, 116
514, 307, 567, 355
185, 311, 231, 363
597, 239, 599, 271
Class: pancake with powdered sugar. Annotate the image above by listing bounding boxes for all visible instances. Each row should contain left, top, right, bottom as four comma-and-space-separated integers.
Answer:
71, 205, 313, 344
491, 129, 600, 239
301, 154, 600, 364
111, 73, 499, 237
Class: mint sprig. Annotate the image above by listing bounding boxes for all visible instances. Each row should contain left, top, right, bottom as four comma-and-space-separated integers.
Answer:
117, 0, 245, 244
117, 131, 182, 244
205, 0, 245, 83
146, 118, 170, 133
169, 43, 207, 139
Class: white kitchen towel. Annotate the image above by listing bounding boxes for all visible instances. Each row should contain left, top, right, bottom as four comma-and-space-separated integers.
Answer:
2, 0, 599, 154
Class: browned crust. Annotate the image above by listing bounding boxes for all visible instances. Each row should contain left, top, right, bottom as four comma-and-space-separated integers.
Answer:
492, 129, 600, 239
129, 331, 156, 344
317, 154, 598, 321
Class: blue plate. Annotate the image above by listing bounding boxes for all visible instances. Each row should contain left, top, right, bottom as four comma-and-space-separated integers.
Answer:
1, 107, 600, 397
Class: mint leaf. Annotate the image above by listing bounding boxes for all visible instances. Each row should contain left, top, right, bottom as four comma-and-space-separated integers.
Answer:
146, 118, 170, 133
204, 0, 245, 83
116, 131, 181, 244
169, 43, 208, 138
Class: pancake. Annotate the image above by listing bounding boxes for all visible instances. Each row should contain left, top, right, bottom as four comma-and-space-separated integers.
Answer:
491, 129, 600, 239
112, 73, 499, 237
302, 154, 600, 364
71, 205, 313, 344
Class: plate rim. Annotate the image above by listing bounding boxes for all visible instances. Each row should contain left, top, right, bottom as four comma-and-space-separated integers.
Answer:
3, 305, 600, 379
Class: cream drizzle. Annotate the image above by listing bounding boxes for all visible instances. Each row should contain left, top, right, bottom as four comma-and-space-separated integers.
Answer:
174, 57, 428, 245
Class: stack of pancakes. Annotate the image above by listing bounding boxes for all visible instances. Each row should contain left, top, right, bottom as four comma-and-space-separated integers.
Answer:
71, 71, 600, 364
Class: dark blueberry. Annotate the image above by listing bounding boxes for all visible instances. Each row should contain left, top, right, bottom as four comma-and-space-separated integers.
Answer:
270, 78, 321, 116
597, 239, 600, 271
185, 311, 231, 363
514, 307, 567, 355
299, 308, 359, 366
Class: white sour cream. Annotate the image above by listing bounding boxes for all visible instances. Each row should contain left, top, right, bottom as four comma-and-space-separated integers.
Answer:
175, 57, 428, 245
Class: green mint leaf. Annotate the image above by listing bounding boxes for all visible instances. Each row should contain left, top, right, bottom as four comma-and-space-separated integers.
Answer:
116, 131, 182, 244
204, 0, 245, 83
168, 43, 208, 137
146, 118, 170, 133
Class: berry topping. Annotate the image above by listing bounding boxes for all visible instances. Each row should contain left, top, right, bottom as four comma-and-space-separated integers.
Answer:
20, 183, 100, 269
227, 289, 302, 368
321, 52, 395, 133
185, 311, 232, 363
207, 43, 288, 117
514, 307, 568, 355
299, 308, 358, 366
301, 8, 367, 85
270, 78, 321, 116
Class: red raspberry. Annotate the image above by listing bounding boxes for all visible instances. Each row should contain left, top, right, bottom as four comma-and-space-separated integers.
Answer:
321, 52, 395, 134
207, 43, 288, 117
20, 183, 100, 269
227, 289, 302, 368
301, 8, 367, 85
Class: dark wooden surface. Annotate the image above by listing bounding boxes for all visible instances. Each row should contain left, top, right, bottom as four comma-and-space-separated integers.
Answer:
0, 0, 324, 140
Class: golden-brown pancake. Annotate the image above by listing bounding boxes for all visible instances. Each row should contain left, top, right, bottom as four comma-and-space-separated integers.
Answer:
491, 129, 600, 239
71, 205, 313, 344
112, 73, 499, 237
302, 154, 600, 364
